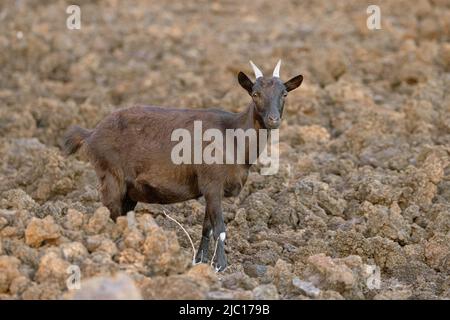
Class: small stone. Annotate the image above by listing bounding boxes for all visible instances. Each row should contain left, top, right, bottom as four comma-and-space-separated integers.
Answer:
64, 209, 84, 230
252, 284, 279, 300
85, 235, 103, 252
298, 125, 330, 144
115, 216, 129, 233
374, 289, 413, 300
269, 259, 294, 295
21, 282, 62, 300
142, 225, 189, 274
140, 275, 207, 299
320, 290, 345, 300
61, 242, 88, 262
205, 290, 237, 300
222, 272, 258, 290
0, 256, 21, 293
424, 234, 450, 271
292, 277, 321, 298
187, 263, 219, 287
0, 209, 17, 224
96, 239, 118, 257
9, 276, 30, 296
206, 289, 253, 300
72, 273, 142, 300
35, 252, 70, 287
0, 217, 8, 230
1, 226, 19, 238
124, 229, 144, 250
116, 248, 145, 265
0, 189, 38, 211
244, 263, 268, 278
136, 214, 158, 234
307, 254, 355, 290
85, 206, 111, 234
25, 216, 60, 247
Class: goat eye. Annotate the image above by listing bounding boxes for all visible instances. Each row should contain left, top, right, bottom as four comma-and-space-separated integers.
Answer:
252, 92, 259, 98
283, 91, 288, 97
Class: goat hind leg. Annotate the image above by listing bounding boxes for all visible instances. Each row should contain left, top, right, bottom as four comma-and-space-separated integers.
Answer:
122, 192, 137, 215
99, 172, 125, 221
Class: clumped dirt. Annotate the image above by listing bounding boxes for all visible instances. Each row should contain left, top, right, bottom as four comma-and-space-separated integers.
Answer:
1, 0, 449, 299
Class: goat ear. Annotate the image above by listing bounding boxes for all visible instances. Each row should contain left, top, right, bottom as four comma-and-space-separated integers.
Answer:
238, 72, 254, 95
284, 75, 303, 92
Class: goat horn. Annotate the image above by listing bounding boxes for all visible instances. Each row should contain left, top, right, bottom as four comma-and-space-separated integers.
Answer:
272, 59, 281, 77
249, 60, 263, 79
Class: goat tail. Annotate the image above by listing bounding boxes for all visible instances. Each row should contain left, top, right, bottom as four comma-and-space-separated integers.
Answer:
63, 125, 92, 155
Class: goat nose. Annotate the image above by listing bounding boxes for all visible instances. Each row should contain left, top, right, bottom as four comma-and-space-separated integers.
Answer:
268, 115, 280, 123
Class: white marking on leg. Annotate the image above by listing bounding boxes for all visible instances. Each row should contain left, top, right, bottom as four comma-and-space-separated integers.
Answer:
219, 232, 226, 242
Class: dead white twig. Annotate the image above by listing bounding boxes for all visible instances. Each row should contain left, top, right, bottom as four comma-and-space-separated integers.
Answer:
210, 236, 220, 271
162, 210, 196, 265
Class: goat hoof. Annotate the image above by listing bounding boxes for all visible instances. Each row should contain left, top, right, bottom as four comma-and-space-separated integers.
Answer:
194, 250, 209, 264
214, 256, 227, 272
214, 263, 227, 272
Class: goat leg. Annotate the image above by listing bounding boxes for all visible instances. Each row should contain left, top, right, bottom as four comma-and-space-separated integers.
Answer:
204, 191, 227, 272
195, 210, 212, 264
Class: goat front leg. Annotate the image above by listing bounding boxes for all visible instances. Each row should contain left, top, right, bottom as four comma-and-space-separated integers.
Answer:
204, 191, 227, 272
195, 211, 212, 264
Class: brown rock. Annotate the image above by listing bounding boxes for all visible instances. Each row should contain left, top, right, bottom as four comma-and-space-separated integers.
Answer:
303, 254, 375, 299
221, 272, 258, 291
85, 206, 111, 234
298, 125, 330, 144
307, 254, 355, 291
72, 273, 142, 300
0, 256, 21, 293
252, 284, 279, 300
60, 242, 88, 262
63, 209, 84, 231
96, 239, 118, 257
9, 276, 31, 296
187, 263, 219, 287
35, 252, 71, 287
21, 282, 63, 300
374, 288, 413, 300
116, 248, 145, 265
124, 229, 144, 250
424, 234, 450, 271
0, 217, 8, 230
140, 275, 207, 299
364, 201, 410, 243
142, 225, 189, 275
25, 216, 60, 247
0, 189, 38, 211
268, 259, 295, 296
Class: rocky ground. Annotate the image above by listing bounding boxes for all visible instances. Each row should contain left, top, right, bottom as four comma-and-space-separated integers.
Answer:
0, 0, 449, 299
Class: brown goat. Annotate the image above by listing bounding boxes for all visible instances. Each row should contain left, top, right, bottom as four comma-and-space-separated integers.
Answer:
63, 60, 303, 271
